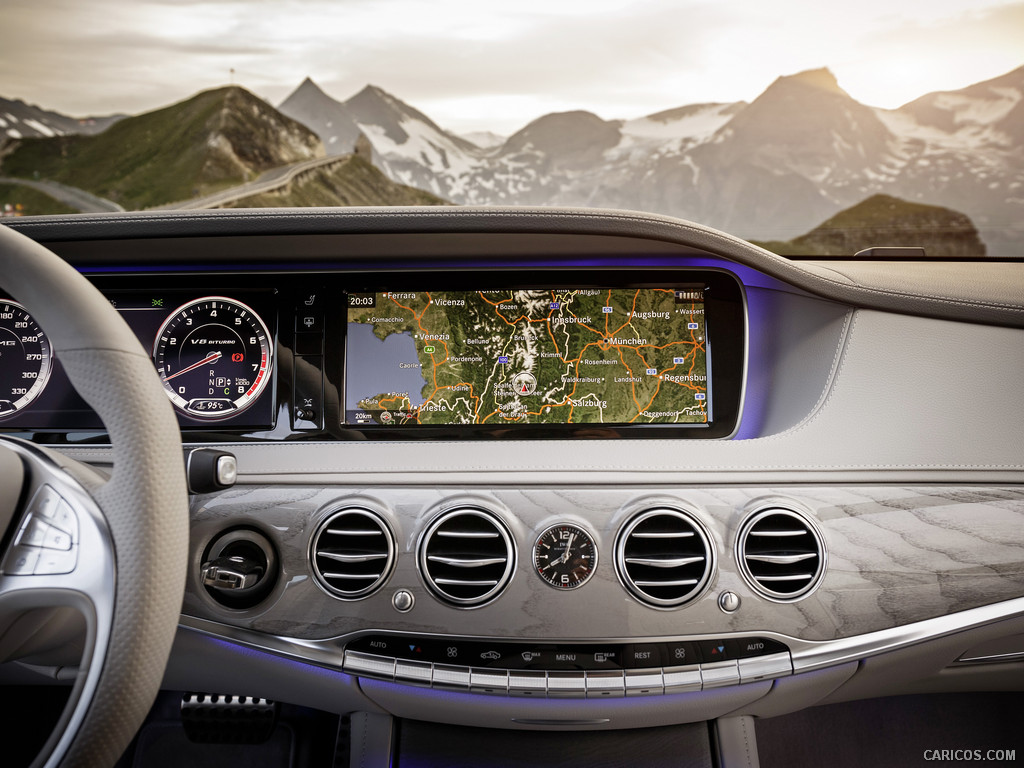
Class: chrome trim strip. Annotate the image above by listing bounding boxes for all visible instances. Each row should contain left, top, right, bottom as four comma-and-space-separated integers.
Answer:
955, 650, 1024, 665
178, 594, 1024, 689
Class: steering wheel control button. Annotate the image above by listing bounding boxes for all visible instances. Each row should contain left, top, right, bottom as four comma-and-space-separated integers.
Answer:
719, 590, 741, 613
51, 500, 79, 541
41, 525, 73, 551
737, 653, 793, 684
31, 485, 61, 521
3, 545, 40, 575
16, 517, 50, 548
35, 547, 78, 576
700, 660, 740, 689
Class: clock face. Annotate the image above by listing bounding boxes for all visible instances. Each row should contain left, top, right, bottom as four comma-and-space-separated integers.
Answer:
533, 524, 598, 590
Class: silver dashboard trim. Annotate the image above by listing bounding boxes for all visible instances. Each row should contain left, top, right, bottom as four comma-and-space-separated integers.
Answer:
179, 594, 1024, 686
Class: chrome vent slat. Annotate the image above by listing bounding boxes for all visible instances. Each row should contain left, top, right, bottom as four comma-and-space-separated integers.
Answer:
745, 553, 817, 564
616, 508, 714, 608
311, 509, 395, 600
421, 508, 515, 606
322, 572, 383, 580
427, 555, 507, 567
738, 507, 826, 601
624, 555, 705, 568
326, 528, 384, 536
318, 551, 389, 563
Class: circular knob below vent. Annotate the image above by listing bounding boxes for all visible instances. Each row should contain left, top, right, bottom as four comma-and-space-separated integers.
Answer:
310, 508, 396, 600
736, 507, 826, 602
419, 508, 515, 607
615, 508, 715, 608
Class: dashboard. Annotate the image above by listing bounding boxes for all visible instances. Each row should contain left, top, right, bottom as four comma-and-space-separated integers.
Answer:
2, 270, 744, 440
2, 208, 1024, 762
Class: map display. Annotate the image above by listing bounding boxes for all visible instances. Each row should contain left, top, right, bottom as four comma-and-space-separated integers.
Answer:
344, 287, 710, 426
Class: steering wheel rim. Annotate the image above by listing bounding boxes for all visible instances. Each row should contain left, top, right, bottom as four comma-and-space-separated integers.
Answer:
0, 223, 189, 767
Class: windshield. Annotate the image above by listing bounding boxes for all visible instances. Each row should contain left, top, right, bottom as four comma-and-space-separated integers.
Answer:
1, 1, 1022, 257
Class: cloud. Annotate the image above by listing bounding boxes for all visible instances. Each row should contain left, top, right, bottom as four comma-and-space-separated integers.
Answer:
1, 0, 1021, 130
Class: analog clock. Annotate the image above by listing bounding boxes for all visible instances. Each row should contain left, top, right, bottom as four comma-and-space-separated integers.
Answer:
533, 524, 598, 590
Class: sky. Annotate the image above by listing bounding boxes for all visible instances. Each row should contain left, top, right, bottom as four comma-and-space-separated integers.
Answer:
2, 0, 1023, 136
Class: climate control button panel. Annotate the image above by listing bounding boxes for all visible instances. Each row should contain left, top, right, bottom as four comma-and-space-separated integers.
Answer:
343, 634, 791, 698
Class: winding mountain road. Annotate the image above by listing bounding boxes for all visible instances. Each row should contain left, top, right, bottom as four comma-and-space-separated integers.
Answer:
155, 154, 349, 210
0, 177, 124, 213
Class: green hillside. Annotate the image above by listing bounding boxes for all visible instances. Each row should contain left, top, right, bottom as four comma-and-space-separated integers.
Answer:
754, 194, 986, 257
0, 86, 323, 209
0, 182, 76, 216
222, 154, 449, 208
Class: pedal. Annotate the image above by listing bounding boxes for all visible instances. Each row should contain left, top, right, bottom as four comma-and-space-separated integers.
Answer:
180, 692, 278, 744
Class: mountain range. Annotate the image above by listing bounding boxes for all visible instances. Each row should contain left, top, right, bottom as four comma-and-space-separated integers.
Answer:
1, 96, 123, 139
276, 66, 1024, 255
3, 66, 1021, 254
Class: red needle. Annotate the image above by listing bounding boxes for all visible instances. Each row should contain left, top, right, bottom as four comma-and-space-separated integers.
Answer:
162, 351, 222, 382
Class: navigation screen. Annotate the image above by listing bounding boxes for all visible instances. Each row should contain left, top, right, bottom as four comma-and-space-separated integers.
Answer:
344, 286, 711, 427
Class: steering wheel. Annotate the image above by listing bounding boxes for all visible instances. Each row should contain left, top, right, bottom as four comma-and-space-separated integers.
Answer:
0, 224, 189, 767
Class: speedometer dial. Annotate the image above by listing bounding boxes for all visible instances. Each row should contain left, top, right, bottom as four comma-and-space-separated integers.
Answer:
0, 300, 53, 420
153, 297, 272, 420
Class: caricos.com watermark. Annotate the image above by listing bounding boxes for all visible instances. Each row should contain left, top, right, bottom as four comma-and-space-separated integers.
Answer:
924, 750, 1016, 762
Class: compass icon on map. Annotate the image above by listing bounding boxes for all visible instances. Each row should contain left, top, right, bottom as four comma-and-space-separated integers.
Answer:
511, 371, 537, 396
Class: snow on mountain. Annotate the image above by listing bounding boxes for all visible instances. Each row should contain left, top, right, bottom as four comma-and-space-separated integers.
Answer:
277, 65, 1020, 252
9, 65, 1020, 253
0, 97, 123, 141
621, 102, 745, 143
279, 81, 487, 198
863, 65, 1024, 254
460, 131, 506, 150
277, 77, 362, 152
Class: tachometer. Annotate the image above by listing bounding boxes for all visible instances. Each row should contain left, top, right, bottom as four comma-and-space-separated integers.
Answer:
153, 297, 272, 420
0, 300, 53, 420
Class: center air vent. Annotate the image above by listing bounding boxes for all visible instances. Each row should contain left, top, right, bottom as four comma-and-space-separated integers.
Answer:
311, 508, 395, 600
737, 507, 826, 601
616, 509, 714, 608
419, 508, 515, 607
